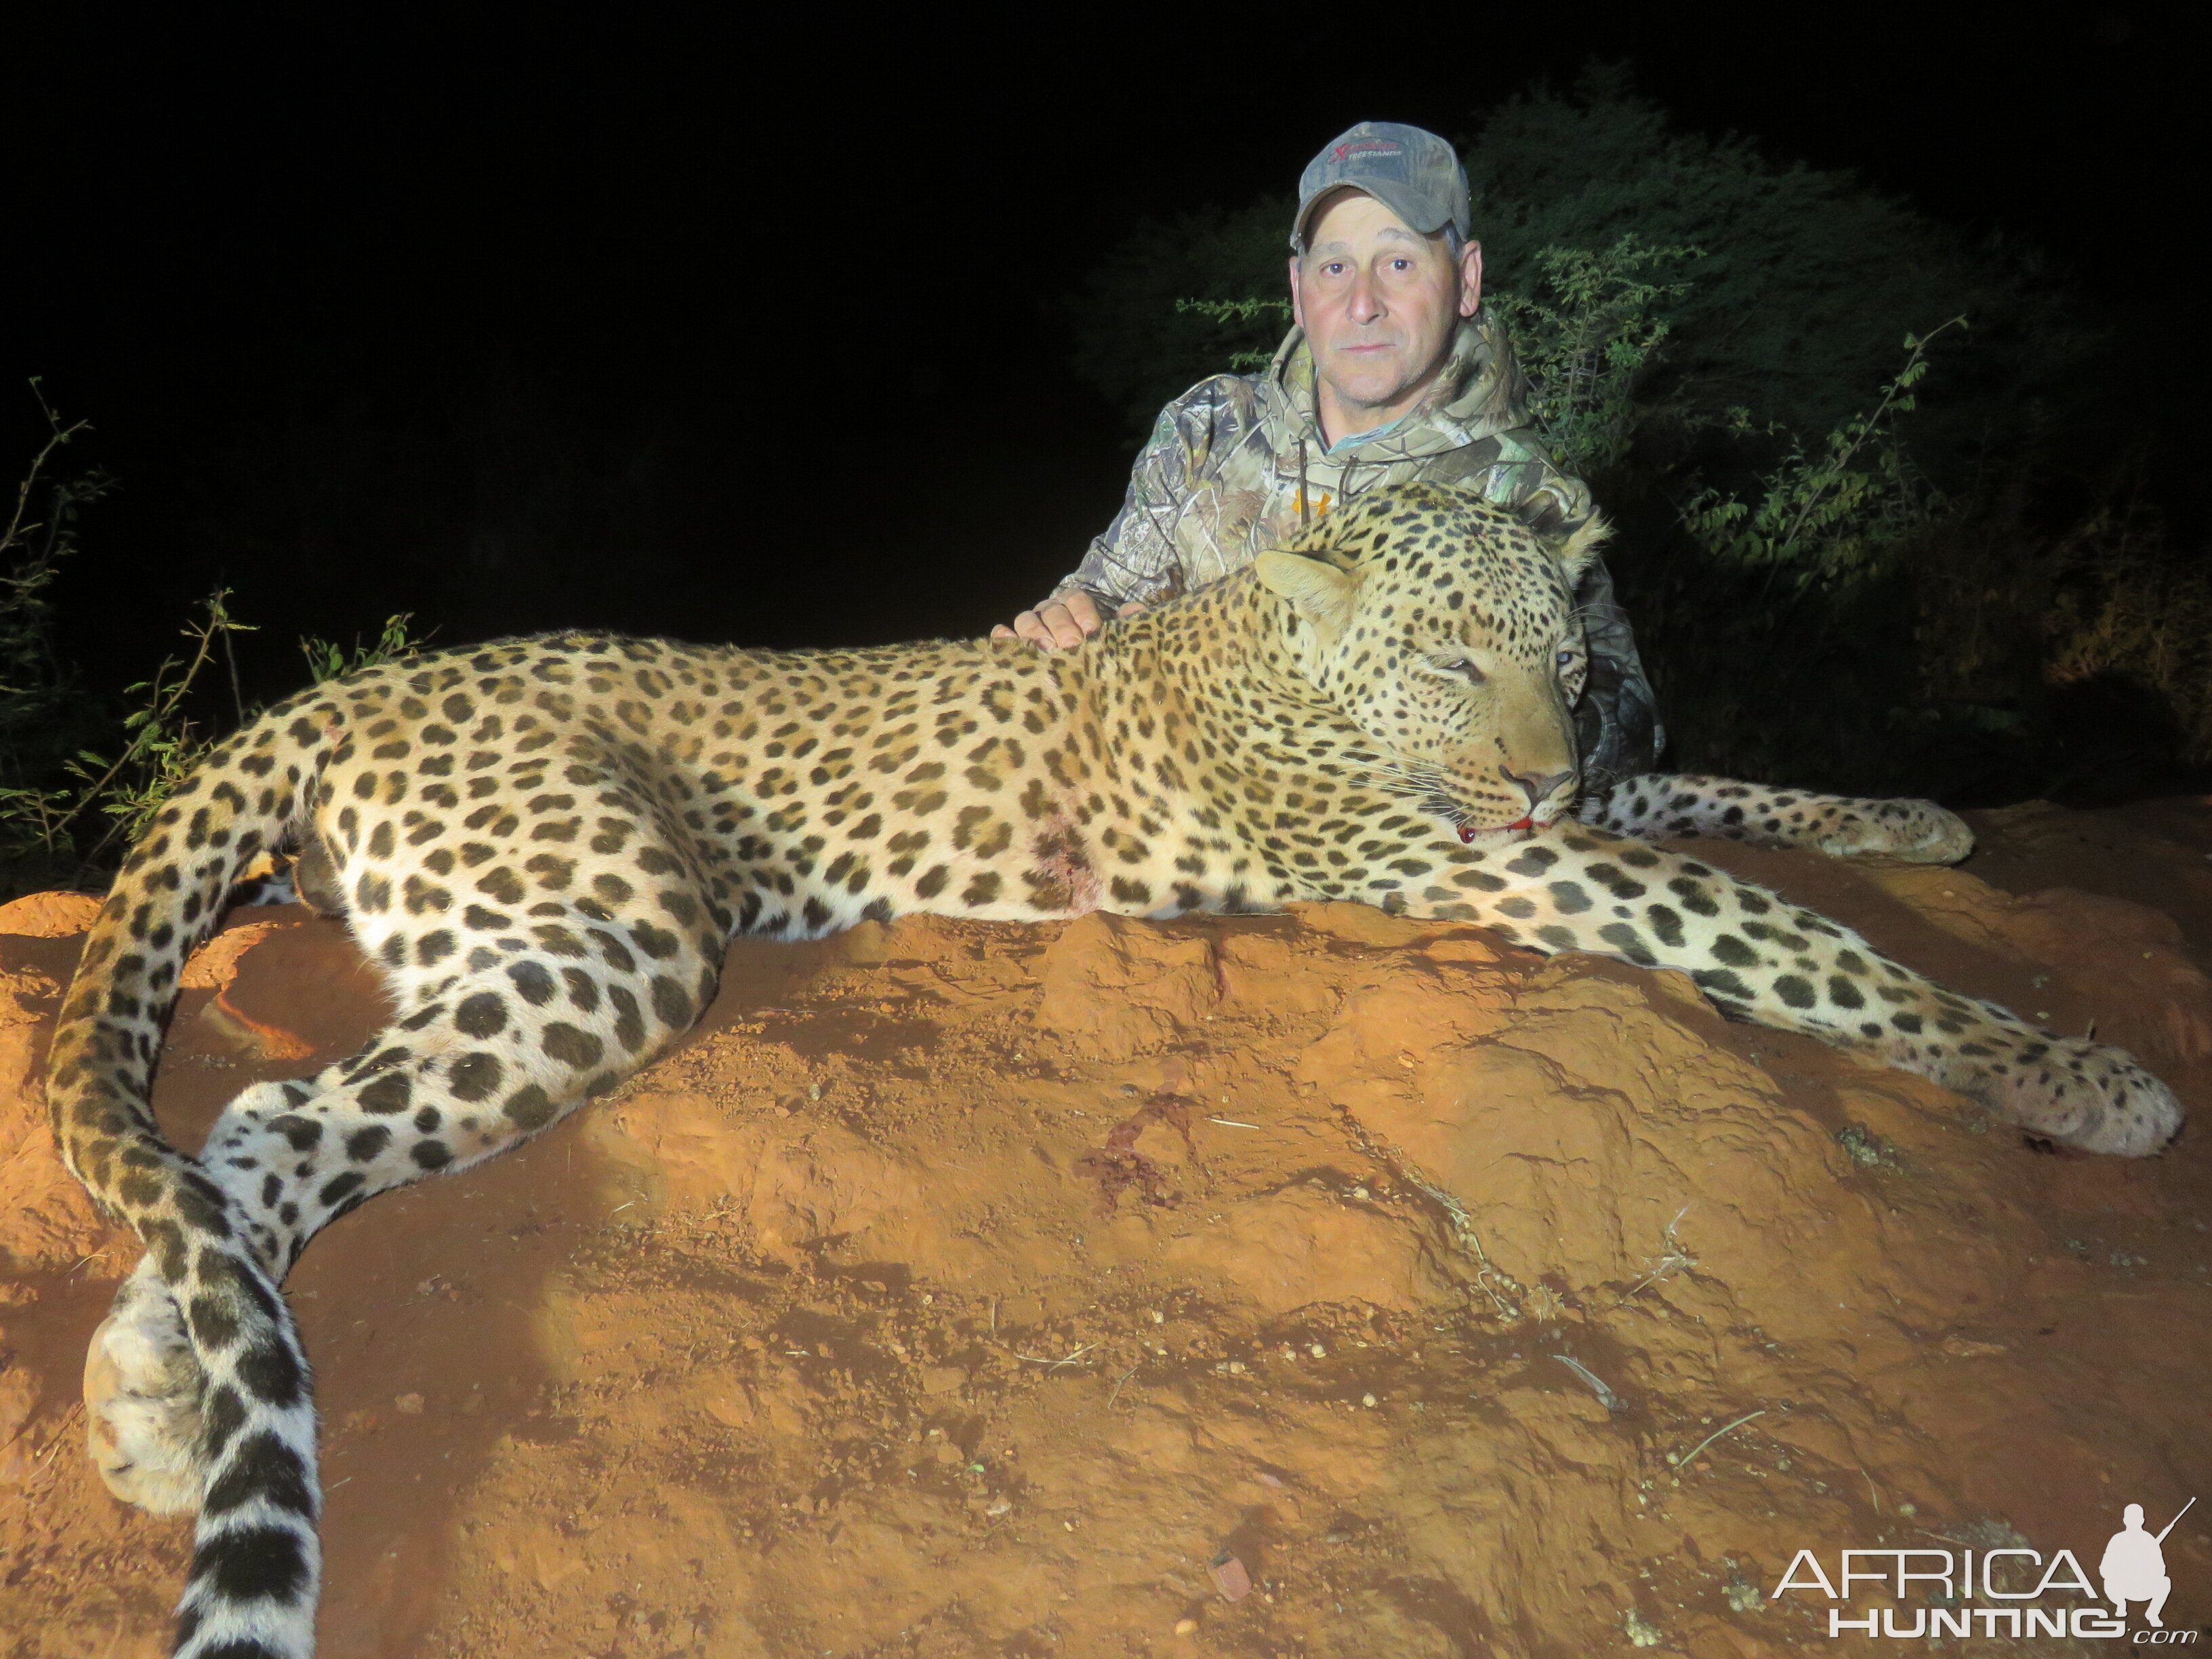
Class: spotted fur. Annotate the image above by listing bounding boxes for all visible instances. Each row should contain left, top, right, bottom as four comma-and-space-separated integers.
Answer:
47, 483, 2182, 1656
1584, 772, 1975, 861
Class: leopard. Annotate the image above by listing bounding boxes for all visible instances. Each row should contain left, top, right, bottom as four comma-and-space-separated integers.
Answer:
45, 481, 2182, 1658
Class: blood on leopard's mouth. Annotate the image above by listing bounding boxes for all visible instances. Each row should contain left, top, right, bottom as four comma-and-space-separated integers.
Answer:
1458, 816, 1536, 843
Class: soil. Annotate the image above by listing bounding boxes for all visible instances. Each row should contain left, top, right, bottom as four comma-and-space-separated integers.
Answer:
3, 799, 2211, 1658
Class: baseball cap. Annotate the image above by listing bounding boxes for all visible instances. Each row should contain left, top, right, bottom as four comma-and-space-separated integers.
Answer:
1291, 121, 1471, 251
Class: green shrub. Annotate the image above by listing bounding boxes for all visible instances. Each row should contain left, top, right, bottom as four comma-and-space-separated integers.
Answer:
1, 385, 433, 899
1484, 234, 1696, 476
1675, 319, 1962, 588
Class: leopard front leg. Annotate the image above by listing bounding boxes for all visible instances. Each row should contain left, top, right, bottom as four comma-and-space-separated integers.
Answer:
1581, 773, 1973, 864
1380, 825, 2181, 1157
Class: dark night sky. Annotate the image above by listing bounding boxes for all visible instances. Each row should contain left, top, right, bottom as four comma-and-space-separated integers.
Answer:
2, 5, 2200, 707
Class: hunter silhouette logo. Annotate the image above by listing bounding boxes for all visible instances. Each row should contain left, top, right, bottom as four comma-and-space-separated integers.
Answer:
2103, 1498, 2192, 1629
1772, 1496, 2198, 1641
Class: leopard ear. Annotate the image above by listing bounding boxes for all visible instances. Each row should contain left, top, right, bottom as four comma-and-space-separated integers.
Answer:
1553, 514, 1612, 584
1254, 550, 1356, 630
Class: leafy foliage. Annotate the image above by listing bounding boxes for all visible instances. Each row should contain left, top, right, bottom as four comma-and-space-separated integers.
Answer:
2042, 496, 2212, 765
1069, 199, 1289, 436
302, 612, 426, 683
1, 387, 434, 897
1171, 295, 1292, 376
2, 577, 255, 887
63, 592, 258, 852
1462, 65, 2080, 478
1486, 235, 1696, 475
2, 384, 127, 890
1, 385, 110, 747
1675, 319, 1962, 586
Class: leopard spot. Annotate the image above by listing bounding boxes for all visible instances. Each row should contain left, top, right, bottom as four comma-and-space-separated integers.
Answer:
542, 1023, 605, 1069
1711, 935, 1759, 968
448, 1052, 504, 1101
455, 991, 509, 1037
503, 1085, 556, 1130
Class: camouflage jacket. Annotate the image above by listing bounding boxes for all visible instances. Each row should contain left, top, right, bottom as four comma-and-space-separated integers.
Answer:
1049, 312, 1663, 785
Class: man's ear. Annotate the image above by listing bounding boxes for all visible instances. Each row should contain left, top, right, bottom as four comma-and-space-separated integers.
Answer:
1458, 239, 1484, 319
1256, 551, 1356, 631
1288, 254, 1306, 331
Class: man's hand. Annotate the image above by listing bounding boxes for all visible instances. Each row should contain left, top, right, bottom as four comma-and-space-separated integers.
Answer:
991, 592, 1142, 649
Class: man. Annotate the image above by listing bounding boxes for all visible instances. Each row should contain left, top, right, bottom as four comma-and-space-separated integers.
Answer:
994, 121, 1661, 788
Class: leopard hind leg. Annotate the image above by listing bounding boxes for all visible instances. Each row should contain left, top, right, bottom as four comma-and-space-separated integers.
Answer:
82, 885, 721, 1656
198, 897, 724, 1276
77, 1177, 323, 1659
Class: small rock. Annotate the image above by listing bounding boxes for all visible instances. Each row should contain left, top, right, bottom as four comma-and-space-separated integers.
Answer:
394, 1393, 425, 1415
1210, 1553, 1252, 1602
1174, 1617, 1199, 1635
0, 891, 102, 937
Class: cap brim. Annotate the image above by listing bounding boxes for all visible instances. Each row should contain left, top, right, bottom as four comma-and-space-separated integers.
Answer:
1292, 180, 1452, 250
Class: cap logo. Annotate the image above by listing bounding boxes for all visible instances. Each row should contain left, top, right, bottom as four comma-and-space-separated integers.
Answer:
1331, 138, 1404, 163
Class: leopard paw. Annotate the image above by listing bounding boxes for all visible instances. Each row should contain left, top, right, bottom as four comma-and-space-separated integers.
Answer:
83, 1258, 206, 1515
1986, 1038, 2184, 1158
1816, 798, 1973, 864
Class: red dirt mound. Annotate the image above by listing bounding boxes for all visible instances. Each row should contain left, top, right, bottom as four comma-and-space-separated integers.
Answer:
3, 800, 2210, 1657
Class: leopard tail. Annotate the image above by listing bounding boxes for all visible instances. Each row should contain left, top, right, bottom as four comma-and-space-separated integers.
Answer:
47, 692, 346, 1658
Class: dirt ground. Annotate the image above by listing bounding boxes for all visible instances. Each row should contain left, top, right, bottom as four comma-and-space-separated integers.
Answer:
3, 798, 2211, 1658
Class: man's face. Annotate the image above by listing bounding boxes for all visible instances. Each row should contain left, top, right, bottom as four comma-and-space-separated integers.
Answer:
1289, 189, 1482, 419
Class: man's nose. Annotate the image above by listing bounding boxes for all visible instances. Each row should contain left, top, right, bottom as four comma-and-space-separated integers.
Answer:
1347, 267, 1383, 323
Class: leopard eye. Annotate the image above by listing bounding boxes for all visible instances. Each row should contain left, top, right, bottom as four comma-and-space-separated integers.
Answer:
1557, 649, 1578, 668
1443, 657, 1486, 684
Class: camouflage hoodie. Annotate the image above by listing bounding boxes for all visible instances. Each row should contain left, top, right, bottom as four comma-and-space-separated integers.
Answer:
1048, 310, 1662, 784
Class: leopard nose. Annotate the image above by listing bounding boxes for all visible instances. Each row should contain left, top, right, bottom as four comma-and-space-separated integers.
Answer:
1501, 766, 1575, 812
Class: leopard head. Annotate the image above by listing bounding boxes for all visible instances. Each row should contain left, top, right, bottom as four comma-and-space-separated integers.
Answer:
1256, 483, 1606, 840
